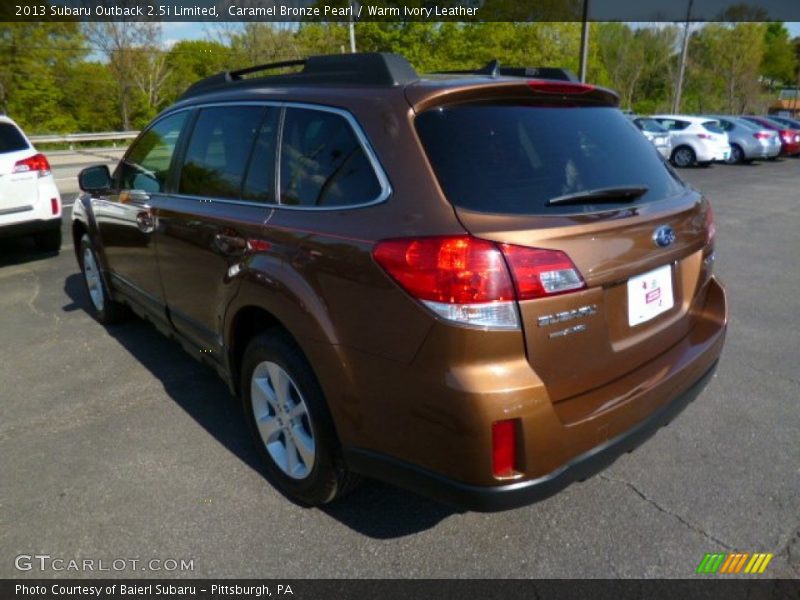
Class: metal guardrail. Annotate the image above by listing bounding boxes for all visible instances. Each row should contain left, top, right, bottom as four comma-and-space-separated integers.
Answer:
28, 131, 139, 148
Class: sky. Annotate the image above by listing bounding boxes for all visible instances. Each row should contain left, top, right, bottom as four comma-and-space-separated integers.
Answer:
159, 21, 800, 48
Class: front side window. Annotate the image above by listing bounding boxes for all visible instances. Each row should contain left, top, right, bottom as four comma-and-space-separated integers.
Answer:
118, 111, 187, 193
179, 106, 266, 200
279, 108, 382, 207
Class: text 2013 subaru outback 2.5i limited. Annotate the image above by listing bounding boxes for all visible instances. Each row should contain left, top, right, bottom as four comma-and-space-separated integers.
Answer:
72, 53, 727, 511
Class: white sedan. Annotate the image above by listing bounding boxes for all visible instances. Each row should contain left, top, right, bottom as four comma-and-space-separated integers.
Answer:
0, 115, 62, 251
651, 115, 731, 167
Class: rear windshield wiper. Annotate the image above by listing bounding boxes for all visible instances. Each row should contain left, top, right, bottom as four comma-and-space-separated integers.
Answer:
545, 186, 649, 207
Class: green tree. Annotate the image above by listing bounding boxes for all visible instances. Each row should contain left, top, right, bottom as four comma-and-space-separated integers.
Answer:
60, 62, 120, 132
0, 23, 86, 133
761, 22, 796, 87
597, 23, 644, 109
685, 23, 767, 114
163, 40, 231, 104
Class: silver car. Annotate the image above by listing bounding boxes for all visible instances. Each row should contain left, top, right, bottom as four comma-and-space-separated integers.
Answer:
705, 115, 781, 163
632, 117, 672, 159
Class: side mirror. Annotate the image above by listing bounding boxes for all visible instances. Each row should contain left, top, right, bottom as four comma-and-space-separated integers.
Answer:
78, 165, 112, 194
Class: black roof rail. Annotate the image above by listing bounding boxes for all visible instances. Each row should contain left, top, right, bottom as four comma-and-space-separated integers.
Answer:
434, 61, 579, 82
179, 53, 419, 100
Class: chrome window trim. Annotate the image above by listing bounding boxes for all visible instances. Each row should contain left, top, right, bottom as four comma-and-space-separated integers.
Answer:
158, 100, 392, 211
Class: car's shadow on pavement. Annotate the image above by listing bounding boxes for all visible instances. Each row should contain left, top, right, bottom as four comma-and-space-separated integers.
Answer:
62, 273, 457, 539
0, 237, 59, 267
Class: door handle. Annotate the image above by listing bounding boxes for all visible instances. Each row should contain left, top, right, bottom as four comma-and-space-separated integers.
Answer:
214, 232, 246, 256
135, 206, 155, 233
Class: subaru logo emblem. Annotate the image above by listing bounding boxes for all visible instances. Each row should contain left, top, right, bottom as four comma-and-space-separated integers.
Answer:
653, 225, 676, 248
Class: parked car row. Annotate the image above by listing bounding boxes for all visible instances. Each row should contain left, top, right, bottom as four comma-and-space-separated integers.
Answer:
631, 113, 800, 167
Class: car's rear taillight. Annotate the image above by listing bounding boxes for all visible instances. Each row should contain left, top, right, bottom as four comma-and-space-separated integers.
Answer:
780, 130, 793, 142
373, 235, 586, 329
13, 153, 51, 178
705, 201, 716, 244
492, 420, 518, 478
50, 198, 60, 216
753, 131, 772, 140
500, 244, 586, 299
696, 133, 712, 140
373, 236, 519, 329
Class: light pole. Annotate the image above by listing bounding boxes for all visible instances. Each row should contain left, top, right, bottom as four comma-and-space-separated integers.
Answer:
349, 1, 359, 53
672, 0, 694, 114
578, 0, 590, 82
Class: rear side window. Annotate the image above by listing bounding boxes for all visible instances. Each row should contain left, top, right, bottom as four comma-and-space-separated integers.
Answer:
118, 111, 187, 193
0, 122, 29, 153
702, 121, 725, 134
416, 105, 684, 216
279, 108, 382, 207
179, 106, 266, 200
634, 118, 665, 133
656, 119, 689, 131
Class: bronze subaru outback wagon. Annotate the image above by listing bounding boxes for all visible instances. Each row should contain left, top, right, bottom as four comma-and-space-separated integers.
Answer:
72, 53, 726, 511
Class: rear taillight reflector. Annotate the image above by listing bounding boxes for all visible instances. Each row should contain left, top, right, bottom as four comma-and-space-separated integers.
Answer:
500, 244, 586, 299
696, 133, 712, 140
492, 420, 517, 478
50, 198, 59, 215
13, 153, 51, 177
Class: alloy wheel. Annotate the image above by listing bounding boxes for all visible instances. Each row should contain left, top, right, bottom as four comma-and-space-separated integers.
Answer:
82, 247, 105, 312
250, 361, 316, 480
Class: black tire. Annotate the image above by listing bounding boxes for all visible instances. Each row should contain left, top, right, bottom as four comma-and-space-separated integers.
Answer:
33, 228, 61, 252
671, 145, 696, 168
241, 331, 359, 506
726, 144, 744, 165
79, 234, 128, 325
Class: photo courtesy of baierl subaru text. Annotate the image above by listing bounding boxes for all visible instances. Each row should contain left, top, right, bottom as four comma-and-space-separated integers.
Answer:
1, 0, 798, 597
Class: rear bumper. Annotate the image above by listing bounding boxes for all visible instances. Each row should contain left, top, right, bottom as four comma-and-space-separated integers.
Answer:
743, 142, 781, 159
344, 276, 727, 511
346, 360, 718, 512
696, 146, 730, 162
0, 217, 62, 239
780, 141, 800, 156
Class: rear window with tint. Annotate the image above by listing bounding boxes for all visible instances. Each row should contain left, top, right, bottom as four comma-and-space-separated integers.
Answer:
416, 106, 684, 215
702, 121, 725, 134
0, 122, 29, 153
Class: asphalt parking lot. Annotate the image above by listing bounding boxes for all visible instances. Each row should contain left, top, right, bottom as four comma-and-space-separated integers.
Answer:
1, 159, 798, 579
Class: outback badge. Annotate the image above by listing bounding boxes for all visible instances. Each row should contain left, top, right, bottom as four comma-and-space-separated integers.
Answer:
653, 225, 676, 247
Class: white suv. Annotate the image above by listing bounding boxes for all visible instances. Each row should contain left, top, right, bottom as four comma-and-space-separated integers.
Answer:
0, 115, 62, 251
652, 115, 731, 168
